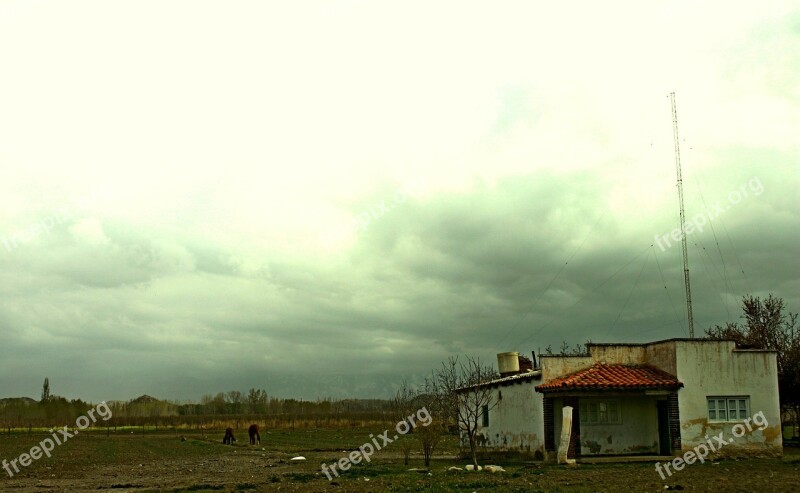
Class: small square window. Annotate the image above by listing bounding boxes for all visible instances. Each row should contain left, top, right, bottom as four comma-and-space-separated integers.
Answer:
707, 396, 749, 422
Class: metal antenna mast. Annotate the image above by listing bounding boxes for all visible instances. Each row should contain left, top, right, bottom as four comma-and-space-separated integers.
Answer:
670, 92, 694, 338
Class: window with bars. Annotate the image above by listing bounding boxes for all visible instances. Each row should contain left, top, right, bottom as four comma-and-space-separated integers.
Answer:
707, 396, 749, 421
579, 400, 621, 425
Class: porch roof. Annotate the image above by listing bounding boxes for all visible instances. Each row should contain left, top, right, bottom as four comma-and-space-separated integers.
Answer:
534, 363, 683, 393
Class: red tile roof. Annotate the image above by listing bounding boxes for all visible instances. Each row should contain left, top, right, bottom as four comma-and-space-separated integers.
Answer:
535, 364, 683, 393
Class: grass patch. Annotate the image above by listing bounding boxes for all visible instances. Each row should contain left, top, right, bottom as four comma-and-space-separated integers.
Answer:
143, 483, 226, 492
283, 472, 317, 483
783, 454, 800, 464
146, 485, 225, 493
345, 463, 394, 477
184, 485, 225, 492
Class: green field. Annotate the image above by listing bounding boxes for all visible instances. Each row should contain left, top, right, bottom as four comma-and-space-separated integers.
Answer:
0, 428, 798, 492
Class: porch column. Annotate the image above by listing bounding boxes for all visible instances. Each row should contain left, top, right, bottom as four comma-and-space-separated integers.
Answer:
563, 396, 581, 459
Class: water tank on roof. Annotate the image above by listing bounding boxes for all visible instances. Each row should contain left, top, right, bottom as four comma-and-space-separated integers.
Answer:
497, 352, 520, 376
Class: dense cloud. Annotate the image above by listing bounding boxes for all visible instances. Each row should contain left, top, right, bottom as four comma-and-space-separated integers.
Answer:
1, 1, 798, 402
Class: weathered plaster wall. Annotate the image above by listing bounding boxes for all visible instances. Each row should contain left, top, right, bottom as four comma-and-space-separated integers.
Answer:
588, 345, 646, 365
541, 345, 648, 383
674, 340, 782, 457
540, 356, 593, 383
579, 395, 660, 456
645, 340, 677, 375
474, 380, 545, 457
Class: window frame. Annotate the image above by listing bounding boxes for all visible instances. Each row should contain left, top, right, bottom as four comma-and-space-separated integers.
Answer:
481, 404, 489, 427
707, 396, 750, 422
578, 399, 622, 426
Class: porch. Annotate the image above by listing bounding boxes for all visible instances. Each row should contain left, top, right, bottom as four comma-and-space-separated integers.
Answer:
535, 363, 684, 460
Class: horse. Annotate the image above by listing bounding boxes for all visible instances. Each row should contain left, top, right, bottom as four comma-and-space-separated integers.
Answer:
222, 427, 236, 445
248, 424, 260, 445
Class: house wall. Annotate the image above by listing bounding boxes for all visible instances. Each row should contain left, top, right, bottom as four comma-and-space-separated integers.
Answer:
473, 381, 545, 457
673, 340, 782, 457
645, 340, 677, 375
588, 345, 646, 365
540, 356, 593, 383
541, 345, 648, 383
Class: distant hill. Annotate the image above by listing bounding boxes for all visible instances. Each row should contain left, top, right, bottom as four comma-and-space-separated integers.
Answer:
0, 397, 37, 405
130, 394, 164, 404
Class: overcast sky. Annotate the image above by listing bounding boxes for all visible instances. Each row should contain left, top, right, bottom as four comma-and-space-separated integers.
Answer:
1, 1, 798, 403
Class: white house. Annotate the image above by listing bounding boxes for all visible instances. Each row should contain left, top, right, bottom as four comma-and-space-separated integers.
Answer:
458, 353, 545, 458
461, 338, 783, 461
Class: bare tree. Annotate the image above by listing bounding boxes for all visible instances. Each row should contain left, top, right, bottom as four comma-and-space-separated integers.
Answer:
391, 379, 450, 467
544, 340, 591, 356
247, 388, 268, 414
226, 391, 244, 415
435, 356, 497, 468
388, 381, 418, 465
417, 374, 448, 467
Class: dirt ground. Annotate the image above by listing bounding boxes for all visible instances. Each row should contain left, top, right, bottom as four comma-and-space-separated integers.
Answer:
0, 430, 798, 492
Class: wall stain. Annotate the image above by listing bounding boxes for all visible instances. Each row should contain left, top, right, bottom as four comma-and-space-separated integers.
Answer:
583, 440, 602, 454
762, 424, 783, 444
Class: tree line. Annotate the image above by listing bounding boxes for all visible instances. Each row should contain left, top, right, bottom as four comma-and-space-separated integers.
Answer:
0, 385, 398, 430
